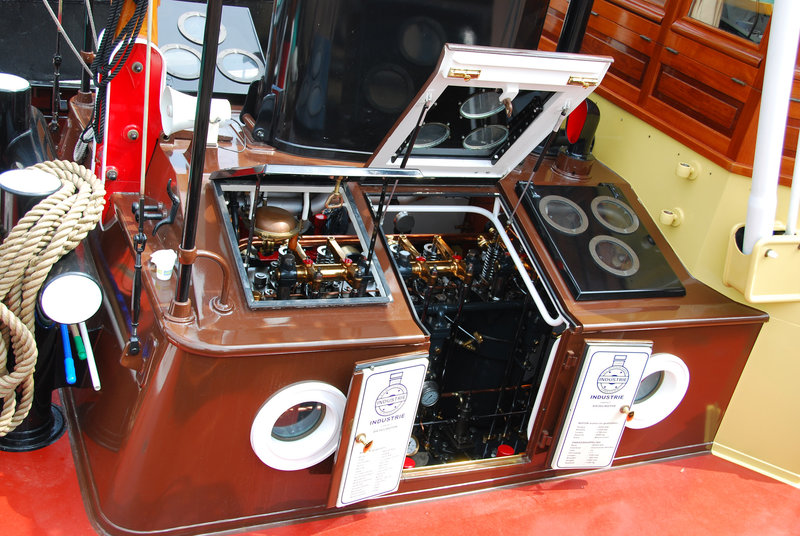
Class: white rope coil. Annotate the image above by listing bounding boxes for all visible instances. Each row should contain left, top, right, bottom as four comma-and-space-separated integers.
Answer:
0, 161, 105, 436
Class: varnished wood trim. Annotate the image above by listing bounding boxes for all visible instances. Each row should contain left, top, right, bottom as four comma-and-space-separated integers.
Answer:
402, 454, 528, 480
596, 87, 754, 177
605, 0, 665, 23
671, 19, 764, 68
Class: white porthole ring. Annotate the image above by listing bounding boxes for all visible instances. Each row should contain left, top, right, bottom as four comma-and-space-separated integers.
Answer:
626, 353, 689, 429
250, 381, 346, 471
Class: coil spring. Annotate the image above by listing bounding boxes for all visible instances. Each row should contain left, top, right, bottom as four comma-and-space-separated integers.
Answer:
316, 245, 334, 264
481, 243, 500, 282
423, 242, 438, 261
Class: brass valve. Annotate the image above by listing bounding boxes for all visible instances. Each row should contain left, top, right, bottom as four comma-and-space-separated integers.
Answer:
325, 176, 345, 209
355, 433, 373, 453
620, 405, 635, 422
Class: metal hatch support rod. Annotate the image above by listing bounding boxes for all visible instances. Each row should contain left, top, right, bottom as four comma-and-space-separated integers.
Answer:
173, 0, 224, 310
364, 100, 431, 272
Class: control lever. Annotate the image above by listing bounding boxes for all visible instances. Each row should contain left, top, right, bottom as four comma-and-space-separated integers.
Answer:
131, 200, 163, 222
153, 178, 180, 236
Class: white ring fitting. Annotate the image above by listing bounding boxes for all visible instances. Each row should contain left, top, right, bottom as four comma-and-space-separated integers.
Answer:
250, 381, 346, 471
626, 352, 690, 429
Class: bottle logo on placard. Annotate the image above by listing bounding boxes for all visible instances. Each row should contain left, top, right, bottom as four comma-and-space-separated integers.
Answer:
597, 355, 629, 394
375, 372, 408, 416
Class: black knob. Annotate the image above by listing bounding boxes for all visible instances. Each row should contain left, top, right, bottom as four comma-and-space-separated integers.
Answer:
253, 271, 267, 290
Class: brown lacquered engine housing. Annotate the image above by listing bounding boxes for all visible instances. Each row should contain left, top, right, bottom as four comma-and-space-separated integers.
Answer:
498, 160, 766, 467
62, 134, 766, 536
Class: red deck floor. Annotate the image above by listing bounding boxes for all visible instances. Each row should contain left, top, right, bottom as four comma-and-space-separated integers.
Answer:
2, 407, 799, 536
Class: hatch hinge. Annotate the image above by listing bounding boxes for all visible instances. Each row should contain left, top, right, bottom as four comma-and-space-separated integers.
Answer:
567, 76, 599, 88
448, 68, 481, 81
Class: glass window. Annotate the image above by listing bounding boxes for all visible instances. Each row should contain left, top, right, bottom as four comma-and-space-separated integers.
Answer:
688, 0, 771, 44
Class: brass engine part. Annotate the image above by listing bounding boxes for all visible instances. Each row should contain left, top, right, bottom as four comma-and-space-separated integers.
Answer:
252, 205, 302, 255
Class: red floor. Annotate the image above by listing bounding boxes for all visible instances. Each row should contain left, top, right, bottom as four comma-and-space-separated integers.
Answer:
2, 413, 799, 536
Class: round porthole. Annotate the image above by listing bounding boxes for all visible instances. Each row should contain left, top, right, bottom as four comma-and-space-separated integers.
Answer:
178, 11, 227, 45
626, 353, 690, 429
589, 235, 640, 277
463, 124, 508, 151
217, 49, 265, 84
460, 91, 505, 119
591, 195, 639, 234
364, 64, 413, 114
539, 195, 589, 235
414, 122, 450, 149
251, 381, 346, 471
399, 17, 445, 66
162, 44, 201, 80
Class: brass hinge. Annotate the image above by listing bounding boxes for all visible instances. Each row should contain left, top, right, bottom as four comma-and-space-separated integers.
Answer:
448, 68, 481, 81
538, 430, 553, 449
567, 76, 600, 88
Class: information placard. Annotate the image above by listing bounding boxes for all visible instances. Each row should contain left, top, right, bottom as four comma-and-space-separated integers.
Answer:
336, 355, 428, 507
552, 341, 651, 469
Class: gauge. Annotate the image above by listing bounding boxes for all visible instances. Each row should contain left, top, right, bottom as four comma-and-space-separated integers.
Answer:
420, 380, 440, 407
407, 434, 419, 456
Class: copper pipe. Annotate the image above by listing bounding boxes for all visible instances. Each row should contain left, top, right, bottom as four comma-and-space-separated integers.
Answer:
195, 249, 233, 313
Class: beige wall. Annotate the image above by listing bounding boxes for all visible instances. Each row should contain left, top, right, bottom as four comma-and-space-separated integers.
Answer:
591, 97, 800, 486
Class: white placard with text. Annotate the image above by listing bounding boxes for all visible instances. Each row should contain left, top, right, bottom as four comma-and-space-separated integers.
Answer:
552, 342, 651, 470
336, 355, 428, 507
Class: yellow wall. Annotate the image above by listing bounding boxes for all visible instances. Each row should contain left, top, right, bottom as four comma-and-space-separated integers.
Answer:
591, 96, 800, 486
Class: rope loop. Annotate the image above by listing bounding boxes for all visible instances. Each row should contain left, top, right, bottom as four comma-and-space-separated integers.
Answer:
0, 161, 105, 436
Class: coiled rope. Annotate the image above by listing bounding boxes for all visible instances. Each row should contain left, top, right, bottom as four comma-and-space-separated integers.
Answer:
0, 161, 105, 436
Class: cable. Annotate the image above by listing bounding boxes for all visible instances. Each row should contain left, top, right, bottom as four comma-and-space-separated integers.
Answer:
40, 0, 93, 78
84, 0, 98, 51
89, 0, 149, 144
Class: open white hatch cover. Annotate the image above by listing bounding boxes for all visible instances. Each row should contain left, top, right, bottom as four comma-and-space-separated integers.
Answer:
368, 44, 612, 179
